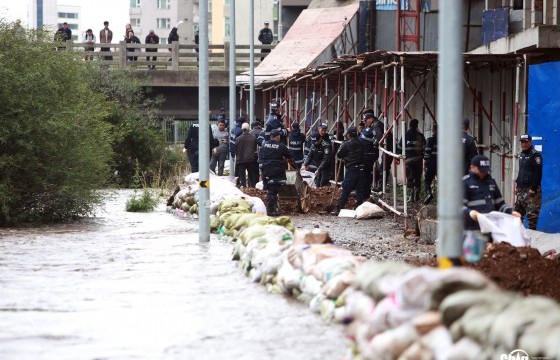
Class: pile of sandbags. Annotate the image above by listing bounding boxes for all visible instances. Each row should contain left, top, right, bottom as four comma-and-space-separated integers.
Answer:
168, 172, 266, 218
342, 262, 560, 359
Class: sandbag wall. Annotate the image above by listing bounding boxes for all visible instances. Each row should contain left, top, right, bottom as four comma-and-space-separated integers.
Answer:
167, 175, 560, 360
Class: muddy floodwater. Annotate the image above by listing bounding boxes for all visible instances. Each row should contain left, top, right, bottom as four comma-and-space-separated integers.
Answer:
0, 190, 346, 360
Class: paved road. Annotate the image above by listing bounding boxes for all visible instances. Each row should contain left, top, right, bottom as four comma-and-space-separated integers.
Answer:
0, 190, 346, 360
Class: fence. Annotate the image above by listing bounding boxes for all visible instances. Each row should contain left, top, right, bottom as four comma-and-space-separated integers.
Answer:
63, 41, 275, 72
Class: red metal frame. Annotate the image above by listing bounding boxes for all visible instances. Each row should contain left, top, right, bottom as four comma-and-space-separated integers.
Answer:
396, 0, 421, 51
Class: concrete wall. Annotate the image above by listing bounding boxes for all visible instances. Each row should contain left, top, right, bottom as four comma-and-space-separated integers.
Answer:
130, 0, 194, 45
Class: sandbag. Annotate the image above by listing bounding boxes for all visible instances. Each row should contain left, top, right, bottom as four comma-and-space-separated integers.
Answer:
476, 211, 531, 247
353, 261, 413, 301
355, 202, 385, 219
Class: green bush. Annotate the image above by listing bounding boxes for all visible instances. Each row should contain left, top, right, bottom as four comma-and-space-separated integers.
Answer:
125, 190, 158, 212
0, 22, 113, 224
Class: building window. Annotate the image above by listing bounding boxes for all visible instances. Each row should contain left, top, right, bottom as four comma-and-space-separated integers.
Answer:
159, 38, 167, 44
157, 0, 171, 9
157, 18, 171, 29
58, 12, 78, 19
224, 17, 230, 37
58, 23, 78, 30
131, 18, 141, 27
130, 0, 141, 8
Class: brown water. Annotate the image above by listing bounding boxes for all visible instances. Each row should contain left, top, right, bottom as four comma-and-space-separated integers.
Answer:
0, 190, 346, 360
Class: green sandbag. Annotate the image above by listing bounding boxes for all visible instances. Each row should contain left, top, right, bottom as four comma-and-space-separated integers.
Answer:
238, 224, 267, 246
186, 195, 195, 206
274, 216, 296, 233
231, 213, 262, 231
210, 216, 220, 232
224, 213, 245, 229
189, 204, 198, 214
219, 198, 252, 214
181, 202, 190, 212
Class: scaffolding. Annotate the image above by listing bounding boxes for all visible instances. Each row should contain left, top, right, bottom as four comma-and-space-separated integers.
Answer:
240, 51, 525, 230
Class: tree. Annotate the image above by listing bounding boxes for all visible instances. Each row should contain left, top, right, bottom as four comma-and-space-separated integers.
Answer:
0, 22, 113, 224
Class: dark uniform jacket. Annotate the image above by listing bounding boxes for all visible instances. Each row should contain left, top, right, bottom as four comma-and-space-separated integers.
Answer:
229, 122, 244, 157
424, 134, 438, 169
235, 132, 257, 164
337, 137, 364, 170
184, 124, 217, 153
304, 136, 332, 172
359, 125, 379, 162
259, 113, 287, 146
288, 130, 306, 165
462, 131, 478, 175
463, 172, 512, 230
258, 28, 273, 44
516, 146, 543, 191
259, 139, 293, 180
397, 128, 426, 163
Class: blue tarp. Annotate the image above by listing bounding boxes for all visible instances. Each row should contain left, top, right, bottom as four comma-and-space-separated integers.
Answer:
482, 8, 509, 45
528, 62, 560, 233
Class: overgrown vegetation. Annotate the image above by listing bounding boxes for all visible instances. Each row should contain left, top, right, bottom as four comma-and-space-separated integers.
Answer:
125, 190, 159, 212
0, 21, 184, 225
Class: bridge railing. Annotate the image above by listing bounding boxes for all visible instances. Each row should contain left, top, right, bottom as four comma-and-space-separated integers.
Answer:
62, 41, 275, 72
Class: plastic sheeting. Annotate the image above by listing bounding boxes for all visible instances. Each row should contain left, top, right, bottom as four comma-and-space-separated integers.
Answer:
528, 61, 560, 233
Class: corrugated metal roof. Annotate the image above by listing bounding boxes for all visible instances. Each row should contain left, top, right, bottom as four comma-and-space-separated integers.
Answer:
237, 3, 359, 86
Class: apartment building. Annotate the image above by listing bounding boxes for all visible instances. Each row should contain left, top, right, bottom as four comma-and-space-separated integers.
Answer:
129, 0, 194, 45
28, 0, 57, 29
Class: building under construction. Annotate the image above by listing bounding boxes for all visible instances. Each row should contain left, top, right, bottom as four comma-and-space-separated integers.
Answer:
237, 0, 560, 232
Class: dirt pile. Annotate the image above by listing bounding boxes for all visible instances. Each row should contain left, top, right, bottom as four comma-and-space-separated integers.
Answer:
243, 187, 351, 215
473, 242, 560, 301
406, 242, 560, 302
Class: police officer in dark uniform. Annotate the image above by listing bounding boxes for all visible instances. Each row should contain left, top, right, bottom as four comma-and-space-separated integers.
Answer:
183, 122, 217, 173
229, 116, 246, 159
249, 121, 263, 185
303, 123, 333, 187
462, 117, 478, 175
423, 123, 438, 204
259, 129, 293, 216
515, 134, 543, 230
464, 155, 515, 231
359, 112, 380, 197
258, 101, 287, 146
396, 118, 426, 203
288, 122, 305, 170
331, 126, 365, 215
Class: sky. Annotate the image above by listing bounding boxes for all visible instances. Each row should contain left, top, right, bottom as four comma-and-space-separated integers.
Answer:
0, 0, 129, 39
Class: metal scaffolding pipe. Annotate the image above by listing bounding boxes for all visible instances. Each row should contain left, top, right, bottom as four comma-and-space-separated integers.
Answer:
400, 64, 408, 230
228, 0, 236, 179
437, 0, 464, 266
392, 66, 398, 214
382, 68, 389, 193
249, 0, 255, 123
511, 62, 521, 204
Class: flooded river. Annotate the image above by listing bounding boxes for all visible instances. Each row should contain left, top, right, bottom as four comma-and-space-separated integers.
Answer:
0, 190, 346, 360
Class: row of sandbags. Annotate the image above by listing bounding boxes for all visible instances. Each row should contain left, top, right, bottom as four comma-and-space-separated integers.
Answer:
215, 213, 560, 360
168, 172, 267, 218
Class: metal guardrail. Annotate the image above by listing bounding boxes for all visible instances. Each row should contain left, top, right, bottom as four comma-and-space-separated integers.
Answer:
60, 41, 275, 72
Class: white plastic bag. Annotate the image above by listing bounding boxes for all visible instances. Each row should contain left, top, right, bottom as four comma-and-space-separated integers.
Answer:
476, 211, 531, 247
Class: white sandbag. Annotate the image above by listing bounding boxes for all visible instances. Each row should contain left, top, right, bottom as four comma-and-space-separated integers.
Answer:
277, 260, 303, 292
256, 181, 264, 190
249, 196, 267, 215
300, 275, 323, 296
477, 211, 531, 247
323, 271, 355, 299
366, 323, 418, 360
355, 202, 385, 219
353, 261, 414, 301
443, 337, 483, 360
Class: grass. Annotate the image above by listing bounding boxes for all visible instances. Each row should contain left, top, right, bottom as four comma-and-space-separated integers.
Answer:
125, 189, 158, 212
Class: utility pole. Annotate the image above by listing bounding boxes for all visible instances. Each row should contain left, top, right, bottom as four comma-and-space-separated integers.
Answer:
229, 0, 236, 176
437, 1, 464, 266
278, 0, 283, 42
249, 0, 255, 123
198, 0, 210, 243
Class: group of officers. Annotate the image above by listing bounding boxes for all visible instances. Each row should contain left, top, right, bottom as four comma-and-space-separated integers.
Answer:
184, 101, 543, 231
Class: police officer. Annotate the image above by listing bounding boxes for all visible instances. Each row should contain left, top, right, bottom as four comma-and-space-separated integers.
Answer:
359, 112, 380, 197
515, 134, 543, 230
259, 129, 294, 216
288, 122, 305, 170
229, 116, 245, 159
462, 117, 478, 175
396, 118, 426, 203
183, 122, 217, 173
423, 123, 438, 204
249, 121, 263, 186
331, 126, 365, 215
464, 155, 516, 231
258, 101, 287, 146
303, 123, 333, 187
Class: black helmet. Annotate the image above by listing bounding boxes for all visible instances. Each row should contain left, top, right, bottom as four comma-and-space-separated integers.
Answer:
270, 101, 279, 112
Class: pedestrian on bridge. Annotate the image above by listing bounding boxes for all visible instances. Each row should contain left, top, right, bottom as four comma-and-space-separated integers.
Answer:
125, 30, 141, 62
83, 29, 96, 61
145, 30, 160, 69
258, 21, 273, 61
99, 21, 113, 61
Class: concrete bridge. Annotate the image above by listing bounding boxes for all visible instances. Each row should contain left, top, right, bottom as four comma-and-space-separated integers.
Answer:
66, 41, 274, 127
